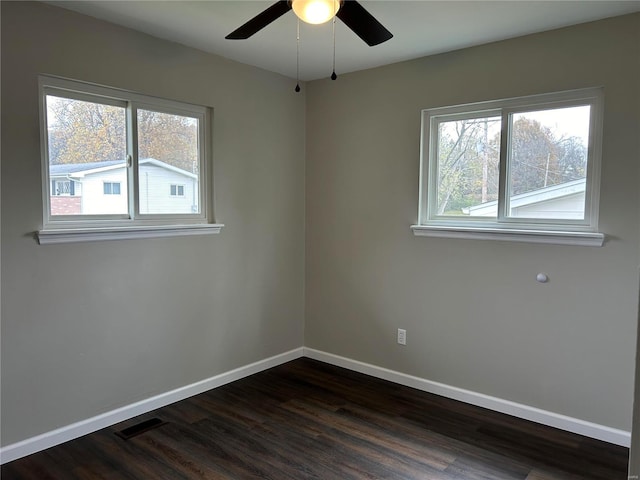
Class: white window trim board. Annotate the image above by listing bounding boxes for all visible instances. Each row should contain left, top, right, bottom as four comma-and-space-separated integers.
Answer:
36, 223, 224, 245
410, 224, 605, 247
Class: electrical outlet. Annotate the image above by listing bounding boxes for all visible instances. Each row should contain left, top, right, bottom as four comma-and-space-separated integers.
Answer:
397, 328, 406, 346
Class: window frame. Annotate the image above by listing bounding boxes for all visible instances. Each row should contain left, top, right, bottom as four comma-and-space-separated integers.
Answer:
414, 88, 604, 246
37, 75, 222, 243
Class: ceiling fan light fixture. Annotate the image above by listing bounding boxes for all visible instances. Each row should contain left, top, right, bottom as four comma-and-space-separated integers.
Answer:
291, 0, 341, 25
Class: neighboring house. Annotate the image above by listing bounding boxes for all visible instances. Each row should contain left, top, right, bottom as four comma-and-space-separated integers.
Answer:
50, 158, 199, 215
461, 178, 586, 219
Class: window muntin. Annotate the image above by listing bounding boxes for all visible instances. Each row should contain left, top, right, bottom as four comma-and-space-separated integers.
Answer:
39, 76, 211, 230
420, 89, 602, 232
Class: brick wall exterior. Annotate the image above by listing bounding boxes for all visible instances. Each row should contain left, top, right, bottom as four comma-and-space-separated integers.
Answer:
50, 196, 81, 215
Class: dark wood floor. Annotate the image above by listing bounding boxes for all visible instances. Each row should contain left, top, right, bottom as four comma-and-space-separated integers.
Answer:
2, 358, 629, 479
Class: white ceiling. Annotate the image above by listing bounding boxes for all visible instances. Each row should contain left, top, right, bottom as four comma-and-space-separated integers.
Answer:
48, 1, 640, 81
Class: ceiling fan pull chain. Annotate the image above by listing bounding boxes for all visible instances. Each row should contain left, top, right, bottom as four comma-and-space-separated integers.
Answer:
295, 18, 301, 92
331, 5, 337, 80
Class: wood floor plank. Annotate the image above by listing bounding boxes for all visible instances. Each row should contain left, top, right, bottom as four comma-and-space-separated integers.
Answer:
1, 358, 629, 479
280, 397, 454, 474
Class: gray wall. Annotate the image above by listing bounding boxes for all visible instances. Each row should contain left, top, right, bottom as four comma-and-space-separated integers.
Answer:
305, 14, 640, 431
1, 2, 305, 446
631, 291, 640, 476
2, 0, 639, 454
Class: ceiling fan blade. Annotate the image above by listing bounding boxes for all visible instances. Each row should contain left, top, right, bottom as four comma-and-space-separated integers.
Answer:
336, 0, 393, 46
226, 0, 292, 40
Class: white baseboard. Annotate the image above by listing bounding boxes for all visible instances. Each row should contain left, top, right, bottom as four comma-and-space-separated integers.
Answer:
0, 347, 304, 465
1, 345, 630, 465
303, 347, 631, 448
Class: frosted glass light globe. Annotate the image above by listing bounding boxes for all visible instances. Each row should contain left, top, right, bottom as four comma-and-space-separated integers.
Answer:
292, 0, 341, 25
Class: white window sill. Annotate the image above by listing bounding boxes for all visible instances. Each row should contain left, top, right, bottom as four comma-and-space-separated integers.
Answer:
410, 225, 604, 247
36, 223, 224, 245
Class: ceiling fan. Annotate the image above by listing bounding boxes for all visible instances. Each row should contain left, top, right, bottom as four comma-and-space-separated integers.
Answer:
226, 0, 393, 47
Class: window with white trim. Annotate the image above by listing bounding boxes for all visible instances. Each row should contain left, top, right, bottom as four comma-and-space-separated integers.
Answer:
170, 184, 185, 197
414, 88, 604, 246
38, 76, 220, 243
103, 182, 121, 195
51, 179, 79, 196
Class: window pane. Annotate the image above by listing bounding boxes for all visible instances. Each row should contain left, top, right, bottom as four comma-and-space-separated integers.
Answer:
508, 106, 590, 220
137, 109, 200, 214
435, 115, 501, 217
103, 182, 121, 195
46, 95, 127, 216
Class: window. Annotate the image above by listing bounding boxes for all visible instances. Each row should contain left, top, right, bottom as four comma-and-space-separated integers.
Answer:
413, 88, 604, 246
170, 184, 185, 197
103, 182, 121, 195
37, 76, 222, 243
51, 179, 79, 196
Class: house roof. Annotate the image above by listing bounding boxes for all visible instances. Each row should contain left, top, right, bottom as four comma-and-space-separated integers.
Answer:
463, 178, 586, 215
50, 160, 124, 175
50, 158, 197, 179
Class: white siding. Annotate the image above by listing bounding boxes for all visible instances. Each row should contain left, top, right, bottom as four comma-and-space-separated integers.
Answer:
78, 163, 197, 215
466, 192, 586, 219
138, 164, 198, 214
511, 192, 585, 219
81, 169, 128, 215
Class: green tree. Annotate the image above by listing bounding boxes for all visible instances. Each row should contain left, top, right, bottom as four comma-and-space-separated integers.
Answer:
47, 97, 126, 165
508, 117, 586, 195
436, 115, 588, 214
555, 135, 587, 181
47, 97, 199, 173
437, 117, 499, 214
137, 109, 198, 173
